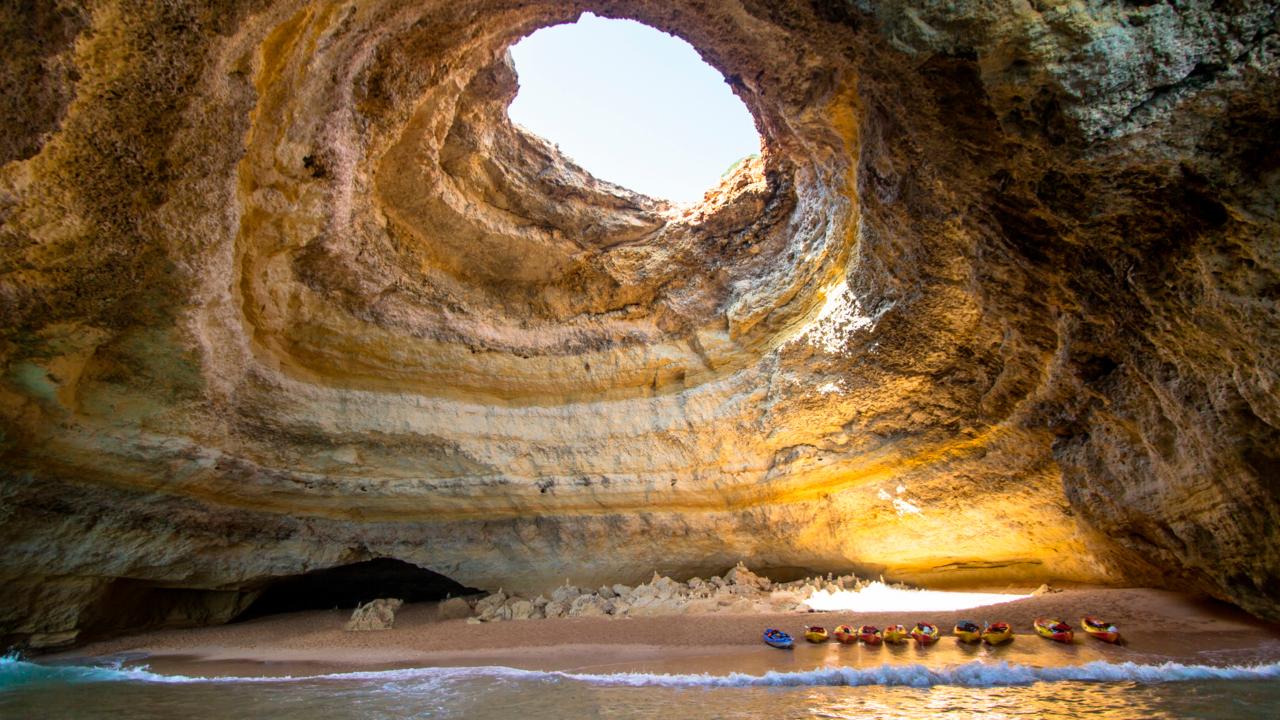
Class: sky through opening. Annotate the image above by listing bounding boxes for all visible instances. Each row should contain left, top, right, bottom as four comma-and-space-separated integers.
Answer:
507, 13, 761, 205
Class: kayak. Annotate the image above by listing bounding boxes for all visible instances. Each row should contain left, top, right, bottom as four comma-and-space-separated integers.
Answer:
804, 625, 829, 643
1081, 616, 1121, 644
882, 624, 909, 644
1034, 617, 1074, 643
763, 628, 793, 649
833, 625, 857, 644
910, 622, 940, 645
857, 625, 883, 645
953, 620, 982, 643
982, 621, 1014, 645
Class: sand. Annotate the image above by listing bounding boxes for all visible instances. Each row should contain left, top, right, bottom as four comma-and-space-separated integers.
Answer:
44, 588, 1280, 678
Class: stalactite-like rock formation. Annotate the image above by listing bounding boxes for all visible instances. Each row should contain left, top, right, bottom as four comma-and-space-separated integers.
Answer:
2, 0, 1277, 648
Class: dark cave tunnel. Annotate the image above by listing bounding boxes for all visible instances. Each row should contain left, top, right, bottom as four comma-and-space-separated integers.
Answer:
236, 558, 483, 621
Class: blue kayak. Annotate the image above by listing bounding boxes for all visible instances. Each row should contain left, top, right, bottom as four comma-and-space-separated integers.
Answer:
763, 628, 794, 649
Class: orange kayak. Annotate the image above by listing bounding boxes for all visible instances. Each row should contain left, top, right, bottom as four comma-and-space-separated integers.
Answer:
857, 625, 883, 645
833, 625, 857, 644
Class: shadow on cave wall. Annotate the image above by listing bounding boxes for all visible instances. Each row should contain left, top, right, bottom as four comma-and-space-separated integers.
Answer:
42, 560, 482, 649
77, 580, 259, 643
236, 558, 482, 621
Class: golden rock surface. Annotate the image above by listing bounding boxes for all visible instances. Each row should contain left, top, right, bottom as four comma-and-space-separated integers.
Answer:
2, 0, 1277, 645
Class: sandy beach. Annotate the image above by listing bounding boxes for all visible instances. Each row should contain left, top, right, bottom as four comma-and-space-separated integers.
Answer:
45, 587, 1280, 679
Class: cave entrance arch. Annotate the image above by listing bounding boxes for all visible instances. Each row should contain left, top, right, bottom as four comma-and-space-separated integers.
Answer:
506, 11, 762, 204
237, 558, 481, 620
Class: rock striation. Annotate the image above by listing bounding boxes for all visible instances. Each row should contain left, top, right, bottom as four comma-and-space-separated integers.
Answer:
1, 0, 1278, 648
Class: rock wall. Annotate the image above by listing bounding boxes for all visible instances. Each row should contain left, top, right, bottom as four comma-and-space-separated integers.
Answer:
1, 0, 1277, 647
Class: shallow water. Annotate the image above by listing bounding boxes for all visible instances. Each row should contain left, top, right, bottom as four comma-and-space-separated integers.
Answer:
4, 654, 1280, 719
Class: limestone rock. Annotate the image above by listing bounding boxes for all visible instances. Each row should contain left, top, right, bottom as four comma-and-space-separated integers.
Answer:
508, 599, 535, 621
1, 0, 1279, 649
474, 590, 511, 622
568, 595, 611, 618
437, 597, 472, 621
725, 563, 770, 591
474, 590, 507, 616
345, 599, 403, 632
550, 585, 581, 604
542, 600, 570, 620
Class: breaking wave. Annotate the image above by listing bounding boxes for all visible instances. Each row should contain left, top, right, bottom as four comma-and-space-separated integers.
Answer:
4, 653, 1280, 691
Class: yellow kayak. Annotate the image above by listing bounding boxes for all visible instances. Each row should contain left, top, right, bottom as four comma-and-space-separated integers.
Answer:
804, 625, 829, 643
982, 621, 1014, 645
911, 622, 940, 646
953, 620, 982, 643
882, 624, 909, 644
1081, 616, 1121, 644
1034, 617, 1074, 643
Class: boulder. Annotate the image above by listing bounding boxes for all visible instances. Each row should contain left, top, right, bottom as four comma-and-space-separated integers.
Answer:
509, 599, 535, 620
551, 584, 582, 604
628, 597, 686, 617
725, 563, 770, 590
568, 594, 611, 617
543, 599, 570, 619
475, 588, 506, 610
473, 589, 508, 619
345, 598, 403, 631
629, 583, 657, 600
437, 596, 472, 620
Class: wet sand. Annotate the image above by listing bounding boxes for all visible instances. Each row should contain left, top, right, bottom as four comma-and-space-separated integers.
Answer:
46, 588, 1280, 678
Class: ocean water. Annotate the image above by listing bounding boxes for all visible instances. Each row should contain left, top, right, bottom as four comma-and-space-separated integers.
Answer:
3, 654, 1280, 719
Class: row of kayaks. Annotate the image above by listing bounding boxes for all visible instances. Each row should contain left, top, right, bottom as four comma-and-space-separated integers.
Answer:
763, 617, 1121, 649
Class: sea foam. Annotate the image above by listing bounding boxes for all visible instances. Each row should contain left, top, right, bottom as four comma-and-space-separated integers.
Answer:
3, 654, 1279, 691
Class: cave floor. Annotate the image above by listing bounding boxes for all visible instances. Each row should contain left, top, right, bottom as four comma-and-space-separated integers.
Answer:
42, 588, 1280, 678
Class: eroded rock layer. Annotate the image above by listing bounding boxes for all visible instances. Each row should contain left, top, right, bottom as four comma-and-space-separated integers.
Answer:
2, 0, 1278, 647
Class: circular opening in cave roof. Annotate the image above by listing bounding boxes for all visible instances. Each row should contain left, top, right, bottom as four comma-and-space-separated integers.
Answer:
507, 12, 762, 205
